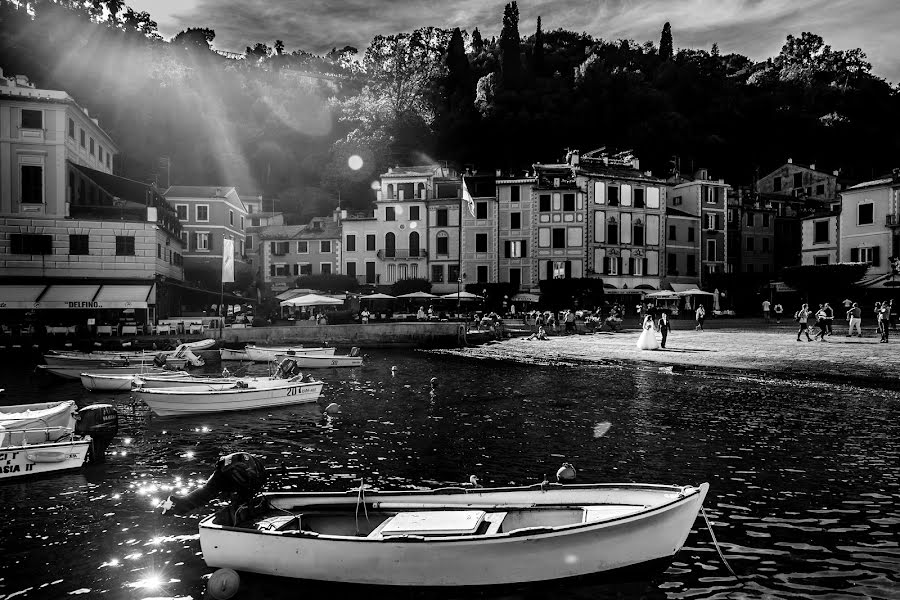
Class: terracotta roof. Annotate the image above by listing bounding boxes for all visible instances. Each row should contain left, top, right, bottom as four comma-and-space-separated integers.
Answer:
258, 222, 340, 240
164, 185, 236, 198
666, 207, 700, 219
846, 177, 895, 191
382, 165, 440, 178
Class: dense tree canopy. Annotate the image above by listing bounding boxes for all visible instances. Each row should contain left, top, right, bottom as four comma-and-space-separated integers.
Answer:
1, 0, 898, 226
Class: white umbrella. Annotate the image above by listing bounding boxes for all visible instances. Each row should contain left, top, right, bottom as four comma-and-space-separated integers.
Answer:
677, 289, 715, 296
442, 291, 483, 300
360, 293, 396, 300
397, 291, 438, 299
645, 290, 679, 299
280, 294, 344, 307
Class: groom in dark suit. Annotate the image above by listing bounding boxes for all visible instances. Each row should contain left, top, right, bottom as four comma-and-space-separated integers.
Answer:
658, 312, 670, 348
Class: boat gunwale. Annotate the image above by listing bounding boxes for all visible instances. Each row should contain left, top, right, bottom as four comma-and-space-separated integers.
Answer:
199, 483, 707, 543
134, 381, 323, 396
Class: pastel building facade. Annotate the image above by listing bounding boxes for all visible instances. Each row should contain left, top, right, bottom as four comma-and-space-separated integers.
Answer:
259, 216, 341, 293
838, 175, 900, 273
426, 175, 462, 294
497, 175, 537, 291
460, 173, 498, 286
533, 162, 587, 281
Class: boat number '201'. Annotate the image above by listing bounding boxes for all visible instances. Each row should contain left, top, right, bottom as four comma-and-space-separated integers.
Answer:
285, 387, 300, 396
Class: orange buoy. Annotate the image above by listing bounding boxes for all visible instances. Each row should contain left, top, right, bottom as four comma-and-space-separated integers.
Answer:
207, 568, 240, 599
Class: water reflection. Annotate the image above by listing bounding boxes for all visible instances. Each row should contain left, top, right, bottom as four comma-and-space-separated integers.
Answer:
0, 351, 897, 599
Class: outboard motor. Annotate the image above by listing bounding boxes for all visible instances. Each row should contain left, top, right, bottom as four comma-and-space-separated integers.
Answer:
75, 404, 119, 464
162, 452, 267, 516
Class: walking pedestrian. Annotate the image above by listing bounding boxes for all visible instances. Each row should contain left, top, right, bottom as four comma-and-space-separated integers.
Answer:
564, 309, 576, 334
695, 305, 706, 331
874, 302, 883, 339
773, 302, 783, 324
762, 299, 771, 323
813, 305, 828, 341
880, 301, 891, 343
823, 302, 834, 335
847, 302, 862, 336
658, 311, 670, 348
796, 303, 812, 341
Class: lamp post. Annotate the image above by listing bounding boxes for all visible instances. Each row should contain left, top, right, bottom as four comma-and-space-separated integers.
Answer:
457, 272, 466, 319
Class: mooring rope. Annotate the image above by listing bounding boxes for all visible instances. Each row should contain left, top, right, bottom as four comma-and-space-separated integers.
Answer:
701, 506, 739, 580
354, 478, 370, 535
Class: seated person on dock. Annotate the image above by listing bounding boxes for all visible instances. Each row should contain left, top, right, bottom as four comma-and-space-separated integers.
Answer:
525, 326, 548, 341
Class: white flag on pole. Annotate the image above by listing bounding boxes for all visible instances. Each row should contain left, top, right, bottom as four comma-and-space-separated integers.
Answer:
222, 238, 235, 283
462, 176, 476, 218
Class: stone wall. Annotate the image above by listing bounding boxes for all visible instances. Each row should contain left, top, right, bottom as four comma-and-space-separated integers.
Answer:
218, 321, 465, 348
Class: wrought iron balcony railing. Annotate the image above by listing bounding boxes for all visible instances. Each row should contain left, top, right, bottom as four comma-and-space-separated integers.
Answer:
376, 249, 428, 260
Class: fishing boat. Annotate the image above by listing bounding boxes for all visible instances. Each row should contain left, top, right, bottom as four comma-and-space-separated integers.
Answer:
274, 347, 362, 368
43, 352, 158, 367
80, 370, 185, 392
0, 401, 119, 480
221, 345, 336, 362
38, 364, 171, 381
197, 481, 710, 587
133, 358, 307, 390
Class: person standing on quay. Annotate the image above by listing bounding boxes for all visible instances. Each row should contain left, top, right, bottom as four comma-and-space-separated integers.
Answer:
762, 299, 771, 323
874, 302, 883, 339
796, 303, 812, 342
813, 304, 828, 341
658, 311, 670, 348
880, 301, 891, 343
823, 302, 834, 336
773, 302, 783, 324
695, 304, 706, 331
847, 302, 862, 337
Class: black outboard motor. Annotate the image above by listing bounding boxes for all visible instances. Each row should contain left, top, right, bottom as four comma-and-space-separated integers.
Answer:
75, 404, 119, 464
162, 452, 267, 516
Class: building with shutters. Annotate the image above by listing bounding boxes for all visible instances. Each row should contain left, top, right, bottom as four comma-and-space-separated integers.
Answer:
576, 149, 665, 291
258, 216, 341, 295
838, 174, 900, 273
426, 173, 462, 294
532, 161, 587, 282
801, 208, 840, 266
497, 173, 537, 291
460, 172, 498, 287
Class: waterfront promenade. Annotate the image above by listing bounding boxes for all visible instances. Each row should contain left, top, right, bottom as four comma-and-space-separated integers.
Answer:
442, 319, 900, 389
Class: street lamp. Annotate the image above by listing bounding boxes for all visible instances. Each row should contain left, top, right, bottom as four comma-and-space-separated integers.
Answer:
457, 272, 466, 319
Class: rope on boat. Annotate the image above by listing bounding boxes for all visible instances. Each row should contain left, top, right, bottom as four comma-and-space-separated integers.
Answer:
354, 478, 369, 535
701, 506, 739, 580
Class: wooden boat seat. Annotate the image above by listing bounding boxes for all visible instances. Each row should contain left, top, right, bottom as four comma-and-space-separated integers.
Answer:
255, 514, 301, 532
368, 510, 487, 539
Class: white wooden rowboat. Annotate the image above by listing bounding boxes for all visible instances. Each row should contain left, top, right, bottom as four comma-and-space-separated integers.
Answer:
38, 364, 170, 380
273, 349, 362, 369
0, 401, 91, 480
221, 345, 336, 362
80, 370, 185, 392
0, 438, 91, 480
133, 378, 324, 416
199, 482, 710, 586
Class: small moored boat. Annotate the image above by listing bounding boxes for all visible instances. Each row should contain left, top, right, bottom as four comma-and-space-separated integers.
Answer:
274, 347, 362, 369
221, 345, 336, 362
38, 364, 171, 381
196, 481, 710, 587
80, 370, 185, 392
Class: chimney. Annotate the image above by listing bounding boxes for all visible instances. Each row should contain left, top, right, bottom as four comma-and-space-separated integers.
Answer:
632, 157, 639, 171
833, 170, 840, 176
571, 150, 580, 166
787, 158, 793, 164
810, 163, 816, 170
496, 169, 502, 177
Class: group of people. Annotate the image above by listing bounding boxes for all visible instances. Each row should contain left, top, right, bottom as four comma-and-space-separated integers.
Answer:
793, 299, 894, 342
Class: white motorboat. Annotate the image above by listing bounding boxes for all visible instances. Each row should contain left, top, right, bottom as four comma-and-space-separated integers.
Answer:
133, 357, 307, 390
0, 401, 119, 480
197, 481, 710, 587
38, 364, 171, 381
221, 345, 336, 362
80, 370, 185, 392
274, 347, 362, 368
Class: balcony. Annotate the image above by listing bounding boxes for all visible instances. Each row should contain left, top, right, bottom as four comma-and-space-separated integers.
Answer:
887, 214, 900, 228
376, 249, 428, 260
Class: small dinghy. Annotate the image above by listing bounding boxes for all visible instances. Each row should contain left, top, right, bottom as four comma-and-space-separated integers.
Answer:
179, 464, 709, 587
81, 370, 185, 392
274, 347, 363, 368
39, 364, 171, 381
221, 345, 336, 362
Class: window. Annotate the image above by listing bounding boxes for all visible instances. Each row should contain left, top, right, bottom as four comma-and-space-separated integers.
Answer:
68, 118, 75, 138
634, 188, 645, 208
229, 210, 234, 226
858, 203, 874, 225
321, 263, 332, 275
672, 195, 682, 206
175, 205, 187, 220
476, 202, 488, 219
436, 209, 449, 226
728, 208, 736, 223
196, 205, 209, 222
239, 239, 244, 255
563, 193, 575, 211
814, 255, 830, 265
297, 241, 308, 253
707, 240, 716, 261
668, 225, 677, 241
21, 109, 42, 129
157, 243, 162, 258
409, 232, 420, 256
816, 184, 825, 195
10, 233, 52, 254
814, 221, 829, 243
448, 264, 460, 283
705, 213, 718, 230
633, 221, 644, 245
432, 265, 444, 283
68, 234, 89, 255
477, 265, 489, 282
240, 216, 244, 229
539, 194, 551, 212
475, 233, 488, 253
79, 129, 86, 147
762, 237, 770, 252
762, 214, 770, 227
386, 184, 395, 199
773, 176, 781, 192
409, 206, 420, 221
292, 263, 299, 276
746, 213, 753, 227
106, 153, 111, 168
667, 253, 677, 275
510, 212, 521, 229
180, 231, 189, 247
687, 254, 697, 276
510, 186, 520, 202
251, 218, 260, 227
504, 240, 527, 258
300, 263, 312, 275
246, 236, 253, 250
607, 220, 618, 245
436, 231, 449, 255
793, 173, 803, 188
20, 165, 43, 204
197, 233, 210, 251
385, 206, 396, 221
320, 241, 331, 253
89, 138, 95, 155
346, 234, 356, 252
631, 257, 644, 275
607, 187, 619, 206
746, 237, 755, 251
115, 236, 135, 256
98, 146, 103, 163
552, 228, 565, 249
687, 227, 695, 242
604, 256, 618, 276
853, 246, 880, 266
366, 234, 376, 251
346, 262, 357, 277
384, 232, 396, 257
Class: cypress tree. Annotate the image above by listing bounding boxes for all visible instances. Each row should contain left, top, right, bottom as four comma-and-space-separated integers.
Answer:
659, 21, 673, 60
445, 27, 472, 102
532, 16, 544, 74
472, 27, 484, 53
500, 1, 521, 87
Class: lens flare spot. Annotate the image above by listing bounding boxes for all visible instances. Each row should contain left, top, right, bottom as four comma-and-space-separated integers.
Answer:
395, 206, 404, 215
409, 222, 417, 229
348, 155, 364, 170
564, 553, 579, 564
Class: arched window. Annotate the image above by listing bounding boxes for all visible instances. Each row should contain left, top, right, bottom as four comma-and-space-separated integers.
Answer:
385, 232, 396, 257
417, 182, 426, 199
409, 231, 420, 257
436, 231, 449, 255
387, 184, 395, 199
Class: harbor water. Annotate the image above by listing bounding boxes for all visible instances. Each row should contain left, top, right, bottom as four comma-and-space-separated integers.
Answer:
0, 351, 898, 599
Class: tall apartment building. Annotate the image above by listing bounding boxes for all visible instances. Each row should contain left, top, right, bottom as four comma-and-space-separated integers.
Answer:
426, 174, 462, 294
259, 216, 341, 294
838, 173, 900, 272
497, 173, 537, 291
667, 170, 729, 286
460, 172, 497, 286
0, 72, 184, 322
532, 161, 587, 281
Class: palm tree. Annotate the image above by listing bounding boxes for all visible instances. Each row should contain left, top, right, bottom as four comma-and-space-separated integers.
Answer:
105, 0, 125, 25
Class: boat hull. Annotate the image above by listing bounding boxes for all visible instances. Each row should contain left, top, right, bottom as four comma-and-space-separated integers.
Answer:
134, 381, 324, 416
133, 375, 280, 389
199, 483, 709, 587
274, 354, 363, 368
80, 371, 183, 392
0, 438, 91, 481
222, 346, 336, 362
38, 364, 170, 380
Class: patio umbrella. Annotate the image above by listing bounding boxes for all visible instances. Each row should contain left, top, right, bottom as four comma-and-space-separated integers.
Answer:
360, 293, 396, 300
441, 291, 483, 300
280, 294, 344, 307
645, 290, 679, 299
396, 291, 438, 299
677, 289, 715, 296
511, 292, 540, 303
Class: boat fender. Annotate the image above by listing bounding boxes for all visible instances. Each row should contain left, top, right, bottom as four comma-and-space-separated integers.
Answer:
162, 452, 267, 516
556, 462, 576, 482
430, 377, 438, 388
324, 403, 341, 415
207, 568, 240, 600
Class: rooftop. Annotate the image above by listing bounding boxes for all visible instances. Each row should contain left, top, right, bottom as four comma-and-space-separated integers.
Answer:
164, 185, 237, 198
258, 221, 340, 240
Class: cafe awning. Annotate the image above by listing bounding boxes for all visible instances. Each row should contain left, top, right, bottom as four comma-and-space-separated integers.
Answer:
0, 283, 153, 309
0, 284, 47, 309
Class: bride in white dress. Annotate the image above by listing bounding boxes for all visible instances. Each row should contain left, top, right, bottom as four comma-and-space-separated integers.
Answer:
636, 315, 660, 350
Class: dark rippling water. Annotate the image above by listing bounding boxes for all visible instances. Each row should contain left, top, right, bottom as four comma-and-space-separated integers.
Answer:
0, 350, 898, 600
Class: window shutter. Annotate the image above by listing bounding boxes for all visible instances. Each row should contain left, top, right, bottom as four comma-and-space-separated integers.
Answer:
521, 240, 527, 257
565, 261, 572, 279
271, 242, 276, 253
617, 257, 623, 274
191, 233, 197, 251
208, 234, 214, 252
504, 240, 511, 258
850, 248, 859, 262
547, 261, 553, 280
603, 257, 610, 274
269, 264, 275, 276
643, 258, 649, 274
873, 246, 881, 266
628, 258, 634, 274
715, 214, 721, 229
